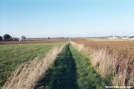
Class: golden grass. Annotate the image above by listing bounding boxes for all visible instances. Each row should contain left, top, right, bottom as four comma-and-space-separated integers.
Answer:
2, 45, 65, 89
70, 41, 134, 86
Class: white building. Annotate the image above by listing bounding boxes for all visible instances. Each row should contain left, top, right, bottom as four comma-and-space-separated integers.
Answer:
129, 38, 134, 40
121, 37, 129, 40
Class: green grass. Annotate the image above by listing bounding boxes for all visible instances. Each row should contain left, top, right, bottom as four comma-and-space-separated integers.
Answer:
0, 43, 64, 88
35, 43, 77, 89
35, 44, 110, 89
0, 43, 111, 89
70, 44, 111, 89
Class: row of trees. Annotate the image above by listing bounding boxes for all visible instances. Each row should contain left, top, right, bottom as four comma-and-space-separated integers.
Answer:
0, 34, 26, 41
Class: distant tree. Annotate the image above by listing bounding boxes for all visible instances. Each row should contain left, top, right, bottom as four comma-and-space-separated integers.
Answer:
10, 37, 13, 41
48, 37, 50, 39
0, 36, 2, 41
21, 36, 26, 40
4, 34, 11, 41
130, 36, 134, 38
15, 38, 19, 41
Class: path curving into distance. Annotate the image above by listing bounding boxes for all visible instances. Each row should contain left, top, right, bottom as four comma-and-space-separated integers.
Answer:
35, 43, 110, 89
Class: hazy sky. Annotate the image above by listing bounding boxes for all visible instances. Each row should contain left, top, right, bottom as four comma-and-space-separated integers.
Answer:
0, 0, 134, 38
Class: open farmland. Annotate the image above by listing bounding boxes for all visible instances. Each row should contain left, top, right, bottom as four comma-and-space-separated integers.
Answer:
71, 38, 134, 87
1, 41, 112, 89
35, 44, 109, 89
0, 39, 68, 45
1, 38, 134, 89
0, 42, 65, 89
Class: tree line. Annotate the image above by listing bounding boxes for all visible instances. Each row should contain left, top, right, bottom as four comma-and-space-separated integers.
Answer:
0, 34, 26, 41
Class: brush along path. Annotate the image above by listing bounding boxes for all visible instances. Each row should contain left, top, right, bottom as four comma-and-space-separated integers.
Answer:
35, 44, 78, 89
36, 44, 108, 89
2, 44, 64, 89
70, 44, 110, 89
0, 43, 62, 88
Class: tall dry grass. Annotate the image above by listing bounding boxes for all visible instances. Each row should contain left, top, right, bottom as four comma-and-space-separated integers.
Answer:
70, 41, 134, 87
2, 45, 64, 89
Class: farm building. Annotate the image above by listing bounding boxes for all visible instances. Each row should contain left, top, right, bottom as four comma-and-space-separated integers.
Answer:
121, 37, 129, 40
129, 38, 134, 40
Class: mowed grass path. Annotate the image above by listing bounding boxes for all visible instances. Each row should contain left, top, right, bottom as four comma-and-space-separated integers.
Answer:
35, 44, 78, 89
36, 44, 109, 89
0, 43, 64, 88
70, 44, 110, 89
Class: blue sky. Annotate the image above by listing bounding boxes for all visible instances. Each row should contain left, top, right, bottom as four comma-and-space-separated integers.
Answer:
0, 0, 134, 38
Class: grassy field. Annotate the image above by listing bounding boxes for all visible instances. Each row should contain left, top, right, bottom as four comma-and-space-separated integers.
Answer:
70, 44, 110, 89
1, 39, 133, 89
35, 44, 109, 89
35, 44, 78, 89
0, 43, 64, 88
71, 38, 134, 87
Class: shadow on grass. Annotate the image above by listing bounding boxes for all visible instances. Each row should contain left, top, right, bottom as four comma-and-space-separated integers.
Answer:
35, 44, 78, 89
69, 45, 112, 89
35, 44, 112, 89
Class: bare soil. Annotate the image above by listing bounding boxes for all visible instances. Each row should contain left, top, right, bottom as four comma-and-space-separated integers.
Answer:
0, 39, 68, 45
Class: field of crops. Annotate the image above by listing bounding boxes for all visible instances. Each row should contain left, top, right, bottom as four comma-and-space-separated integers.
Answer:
71, 38, 134, 87
0, 38, 133, 89
0, 42, 65, 88
0, 39, 68, 45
